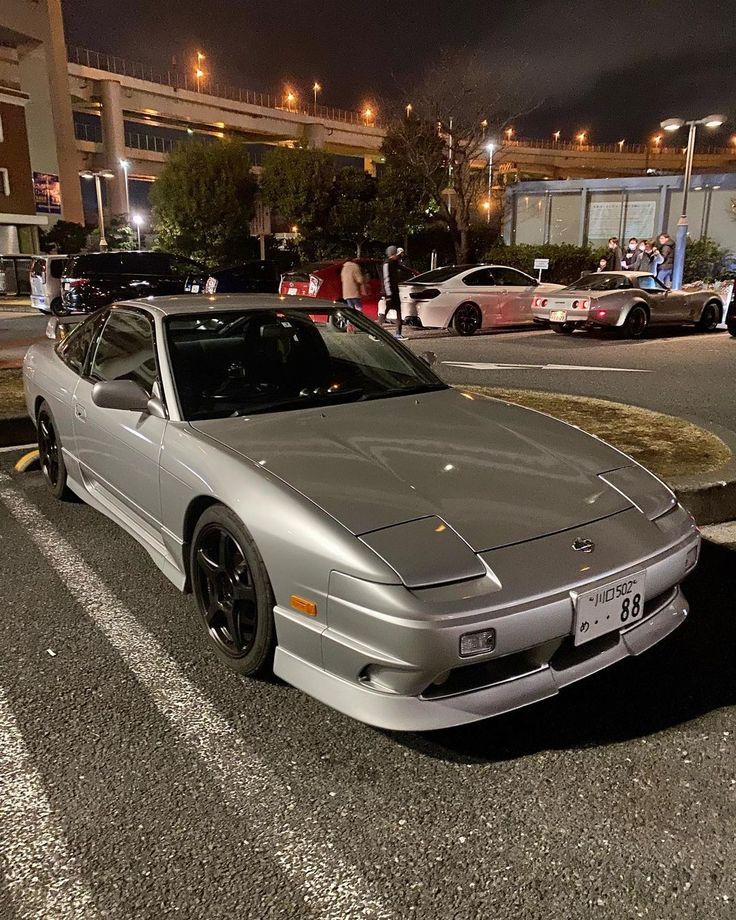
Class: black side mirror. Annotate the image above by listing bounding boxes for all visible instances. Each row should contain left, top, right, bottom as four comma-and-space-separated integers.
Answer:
420, 351, 438, 367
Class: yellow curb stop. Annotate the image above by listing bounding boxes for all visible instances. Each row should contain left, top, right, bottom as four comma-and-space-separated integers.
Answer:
14, 449, 40, 473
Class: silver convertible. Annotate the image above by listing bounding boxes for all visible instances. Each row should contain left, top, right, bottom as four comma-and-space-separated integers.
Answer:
532, 271, 724, 338
24, 295, 700, 731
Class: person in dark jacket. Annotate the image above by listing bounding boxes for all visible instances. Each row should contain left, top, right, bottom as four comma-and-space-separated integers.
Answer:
638, 240, 658, 274
622, 238, 639, 270
605, 237, 623, 271
656, 233, 675, 287
380, 245, 405, 338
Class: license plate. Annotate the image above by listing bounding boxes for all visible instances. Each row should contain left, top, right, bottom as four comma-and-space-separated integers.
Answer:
287, 287, 297, 295
550, 310, 567, 322
573, 572, 646, 645
189, 284, 200, 293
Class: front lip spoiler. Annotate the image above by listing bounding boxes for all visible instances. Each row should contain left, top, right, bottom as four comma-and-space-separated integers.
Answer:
273, 586, 688, 732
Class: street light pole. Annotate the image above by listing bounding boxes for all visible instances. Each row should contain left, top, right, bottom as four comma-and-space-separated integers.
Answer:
661, 113, 726, 289
120, 158, 130, 216
486, 143, 495, 225
80, 169, 115, 250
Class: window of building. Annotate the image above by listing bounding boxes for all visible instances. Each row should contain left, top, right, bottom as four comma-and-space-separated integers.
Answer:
0, 168, 9, 197
0, 114, 4, 143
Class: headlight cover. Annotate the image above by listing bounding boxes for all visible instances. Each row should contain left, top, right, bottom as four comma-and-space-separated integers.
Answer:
598, 466, 677, 521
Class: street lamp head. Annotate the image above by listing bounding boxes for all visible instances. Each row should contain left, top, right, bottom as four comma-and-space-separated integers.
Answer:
132, 213, 144, 227
313, 82, 321, 93
100, 170, 115, 179
486, 142, 495, 154
119, 158, 130, 169
79, 170, 94, 179
702, 114, 726, 128
661, 117, 684, 132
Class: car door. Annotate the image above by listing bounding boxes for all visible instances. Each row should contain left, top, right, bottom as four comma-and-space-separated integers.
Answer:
73, 308, 166, 542
459, 268, 500, 326
492, 267, 539, 324
635, 275, 682, 323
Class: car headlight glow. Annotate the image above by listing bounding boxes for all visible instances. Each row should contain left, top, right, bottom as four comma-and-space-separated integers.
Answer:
598, 466, 677, 521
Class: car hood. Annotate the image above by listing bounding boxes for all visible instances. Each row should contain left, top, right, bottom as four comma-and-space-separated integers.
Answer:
190, 388, 632, 552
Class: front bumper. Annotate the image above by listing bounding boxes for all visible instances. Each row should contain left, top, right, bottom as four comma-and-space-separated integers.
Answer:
273, 506, 699, 731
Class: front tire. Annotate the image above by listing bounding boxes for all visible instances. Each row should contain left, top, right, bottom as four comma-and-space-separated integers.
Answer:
622, 304, 649, 339
50, 297, 70, 317
190, 505, 276, 677
551, 322, 576, 335
452, 302, 482, 336
696, 301, 721, 332
37, 402, 71, 500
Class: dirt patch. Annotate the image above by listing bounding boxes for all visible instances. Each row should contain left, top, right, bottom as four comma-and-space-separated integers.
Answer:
0, 369, 26, 420
462, 386, 731, 480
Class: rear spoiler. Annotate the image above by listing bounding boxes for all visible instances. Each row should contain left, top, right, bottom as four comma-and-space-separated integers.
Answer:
45, 315, 86, 341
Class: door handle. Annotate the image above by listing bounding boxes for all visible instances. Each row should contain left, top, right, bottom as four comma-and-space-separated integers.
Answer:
75, 404, 87, 421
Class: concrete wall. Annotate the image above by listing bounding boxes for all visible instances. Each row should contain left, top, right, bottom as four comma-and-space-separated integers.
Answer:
505, 175, 736, 252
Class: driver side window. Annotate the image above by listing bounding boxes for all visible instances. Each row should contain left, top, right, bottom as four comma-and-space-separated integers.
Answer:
89, 311, 158, 394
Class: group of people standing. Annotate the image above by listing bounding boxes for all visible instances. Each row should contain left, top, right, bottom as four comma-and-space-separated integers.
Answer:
599, 234, 676, 286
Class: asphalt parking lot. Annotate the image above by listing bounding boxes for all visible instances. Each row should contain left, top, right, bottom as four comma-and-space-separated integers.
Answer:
0, 450, 734, 920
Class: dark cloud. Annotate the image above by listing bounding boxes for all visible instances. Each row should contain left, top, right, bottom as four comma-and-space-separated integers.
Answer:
61, 0, 736, 143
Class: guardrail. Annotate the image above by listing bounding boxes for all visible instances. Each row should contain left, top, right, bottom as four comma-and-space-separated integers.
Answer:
68, 45, 377, 127
503, 137, 735, 156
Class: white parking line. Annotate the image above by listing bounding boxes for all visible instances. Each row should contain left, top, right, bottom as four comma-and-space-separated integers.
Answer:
443, 361, 651, 373
0, 473, 392, 920
0, 443, 35, 454
0, 686, 99, 920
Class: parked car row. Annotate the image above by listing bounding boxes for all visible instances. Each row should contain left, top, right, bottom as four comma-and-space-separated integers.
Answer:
26, 251, 728, 341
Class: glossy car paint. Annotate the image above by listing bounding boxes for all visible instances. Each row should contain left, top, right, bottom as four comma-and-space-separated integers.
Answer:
532, 271, 723, 330
23, 294, 700, 730
400, 265, 565, 330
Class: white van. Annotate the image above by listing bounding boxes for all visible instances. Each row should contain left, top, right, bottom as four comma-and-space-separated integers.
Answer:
30, 255, 68, 314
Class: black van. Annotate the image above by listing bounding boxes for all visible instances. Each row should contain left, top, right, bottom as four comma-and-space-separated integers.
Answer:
60, 250, 206, 314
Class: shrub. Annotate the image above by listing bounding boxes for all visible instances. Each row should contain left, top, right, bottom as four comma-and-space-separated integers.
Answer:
683, 237, 732, 283
483, 243, 605, 284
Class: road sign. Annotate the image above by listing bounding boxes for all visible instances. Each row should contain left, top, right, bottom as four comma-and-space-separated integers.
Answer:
534, 258, 549, 270
250, 201, 271, 237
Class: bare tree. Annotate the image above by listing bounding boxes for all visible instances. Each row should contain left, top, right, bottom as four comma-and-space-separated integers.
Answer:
383, 50, 537, 261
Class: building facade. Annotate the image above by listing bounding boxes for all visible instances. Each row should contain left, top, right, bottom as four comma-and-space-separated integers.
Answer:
504, 174, 736, 252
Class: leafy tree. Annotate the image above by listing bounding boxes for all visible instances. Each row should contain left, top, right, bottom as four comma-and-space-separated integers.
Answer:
683, 237, 732, 283
372, 121, 437, 250
40, 220, 88, 254
328, 167, 377, 257
88, 214, 138, 251
150, 140, 257, 266
260, 146, 336, 259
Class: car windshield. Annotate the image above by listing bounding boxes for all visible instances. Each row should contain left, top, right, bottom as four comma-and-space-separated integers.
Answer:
166, 307, 447, 421
409, 265, 478, 284
565, 274, 632, 292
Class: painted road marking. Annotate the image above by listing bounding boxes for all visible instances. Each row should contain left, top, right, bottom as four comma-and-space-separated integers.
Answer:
0, 686, 99, 920
443, 361, 651, 373
0, 474, 392, 920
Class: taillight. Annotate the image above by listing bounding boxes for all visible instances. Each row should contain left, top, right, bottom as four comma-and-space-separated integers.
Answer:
67, 278, 89, 288
597, 309, 607, 318
409, 288, 441, 301
572, 298, 590, 309
534, 297, 548, 308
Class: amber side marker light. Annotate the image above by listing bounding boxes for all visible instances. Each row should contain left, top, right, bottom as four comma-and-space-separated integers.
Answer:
290, 595, 318, 616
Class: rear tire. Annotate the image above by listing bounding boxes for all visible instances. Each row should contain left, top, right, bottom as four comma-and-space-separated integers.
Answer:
551, 322, 575, 335
50, 297, 70, 317
190, 504, 276, 677
37, 402, 71, 500
696, 301, 721, 332
452, 302, 482, 336
622, 304, 648, 339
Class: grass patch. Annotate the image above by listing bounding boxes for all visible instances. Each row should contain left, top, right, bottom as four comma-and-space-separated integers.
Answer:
462, 386, 731, 480
0, 369, 26, 420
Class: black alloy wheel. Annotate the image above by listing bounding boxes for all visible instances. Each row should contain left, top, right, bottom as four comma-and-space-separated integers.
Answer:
190, 505, 275, 676
452, 302, 482, 336
551, 322, 576, 335
696, 301, 721, 332
622, 305, 648, 339
37, 403, 70, 499
50, 297, 71, 317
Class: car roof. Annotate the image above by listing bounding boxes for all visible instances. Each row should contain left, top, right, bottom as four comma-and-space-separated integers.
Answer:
113, 293, 337, 317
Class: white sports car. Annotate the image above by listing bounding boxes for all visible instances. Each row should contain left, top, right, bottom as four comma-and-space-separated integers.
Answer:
399, 264, 565, 335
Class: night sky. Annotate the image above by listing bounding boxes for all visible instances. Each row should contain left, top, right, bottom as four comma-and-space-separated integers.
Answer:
62, 0, 736, 145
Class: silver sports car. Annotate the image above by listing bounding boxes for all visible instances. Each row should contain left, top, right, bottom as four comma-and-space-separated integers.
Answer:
24, 295, 700, 731
532, 271, 724, 338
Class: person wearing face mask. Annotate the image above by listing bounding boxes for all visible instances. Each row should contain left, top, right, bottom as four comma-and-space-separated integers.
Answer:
622, 238, 639, 270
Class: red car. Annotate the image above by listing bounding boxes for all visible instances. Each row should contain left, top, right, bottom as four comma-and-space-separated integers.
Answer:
279, 259, 416, 321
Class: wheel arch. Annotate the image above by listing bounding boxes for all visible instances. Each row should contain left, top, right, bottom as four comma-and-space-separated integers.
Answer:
618, 298, 649, 326
699, 298, 723, 321
181, 495, 226, 591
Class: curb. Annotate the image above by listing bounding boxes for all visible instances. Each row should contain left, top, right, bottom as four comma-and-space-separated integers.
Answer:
2, 409, 736, 526
669, 420, 736, 526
